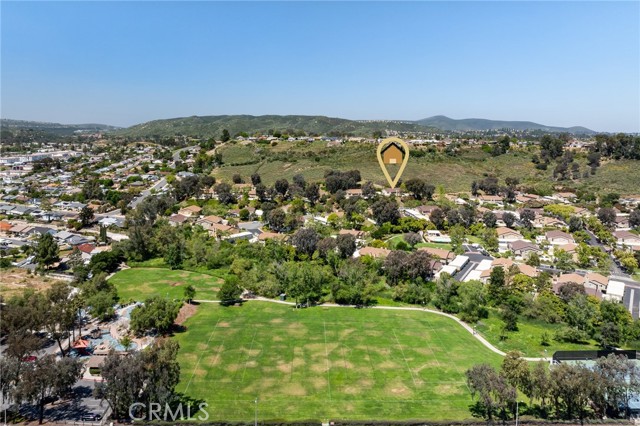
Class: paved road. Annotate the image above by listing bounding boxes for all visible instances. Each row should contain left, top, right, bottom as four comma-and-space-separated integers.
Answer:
128, 177, 167, 208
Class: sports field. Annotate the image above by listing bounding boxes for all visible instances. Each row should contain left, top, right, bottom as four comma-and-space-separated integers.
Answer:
173, 301, 503, 421
109, 267, 225, 302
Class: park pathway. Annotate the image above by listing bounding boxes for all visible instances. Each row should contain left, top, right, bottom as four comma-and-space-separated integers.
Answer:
193, 296, 550, 362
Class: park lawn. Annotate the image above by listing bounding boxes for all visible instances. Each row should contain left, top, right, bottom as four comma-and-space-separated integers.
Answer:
415, 242, 453, 250
475, 309, 599, 358
174, 301, 503, 422
109, 267, 226, 303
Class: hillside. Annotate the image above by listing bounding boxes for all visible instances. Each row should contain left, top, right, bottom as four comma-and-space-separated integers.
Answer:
117, 115, 431, 138
415, 115, 595, 134
213, 141, 640, 195
0, 119, 120, 135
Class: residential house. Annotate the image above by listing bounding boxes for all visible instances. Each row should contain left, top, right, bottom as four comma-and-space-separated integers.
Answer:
545, 230, 575, 245
177, 205, 202, 218
508, 240, 542, 259
207, 222, 235, 239
418, 246, 456, 263
614, 230, 640, 248
382, 188, 405, 197
345, 188, 363, 198
553, 192, 578, 204
257, 232, 287, 242
168, 214, 189, 227
357, 246, 391, 258
496, 227, 524, 243
534, 216, 566, 229
585, 272, 609, 294
477, 194, 504, 206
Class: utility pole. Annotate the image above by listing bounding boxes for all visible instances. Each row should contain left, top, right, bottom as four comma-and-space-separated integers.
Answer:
254, 397, 258, 426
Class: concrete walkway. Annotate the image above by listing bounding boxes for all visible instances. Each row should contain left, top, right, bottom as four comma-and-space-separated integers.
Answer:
193, 297, 550, 362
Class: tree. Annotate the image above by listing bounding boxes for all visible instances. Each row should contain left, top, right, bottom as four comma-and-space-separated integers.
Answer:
466, 364, 516, 422
433, 273, 460, 313
95, 339, 181, 421
630, 209, 640, 229
503, 212, 516, 228
483, 211, 497, 228
404, 232, 422, 249
291, 227, 319, 257
266, 208, 287, 232
429, 208, 446, 230
526, 251, 541, 267
449, 225, 466, 254
15, 355, 82, 424
336, 234, 357, 258
184, 285, 196, 304
219, 276, 242, 306
362, 181, 376, 199
130, 297, 181, 335
274, 178, 289, 197
383, 250, 409, 286
317, 237, 337, 259
487, 267, 506, 305
458, 280, 488, 323
221, 129, 231, 142
404, 178, 434, 200
215, 182, 236, 205
164, 242, 184, 269
550, 363, 596, 422
598, 207, 617, 228
520, 209, 535, 229
501, 351, 530, 395
371, 198, 400, 225
554, 248, 574, 272
35, 232, 59, 269
568, 216, 583, 232
304, 182, 320, 205
482, 227, 499, 252
250, 173, 262, 186
79, 206, 95, 227
232, 173, 243, 184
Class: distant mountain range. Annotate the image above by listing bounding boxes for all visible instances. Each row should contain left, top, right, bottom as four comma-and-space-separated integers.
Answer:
415, 115, 595, 134
1, 119, 120, 135
2, 114, 596, 138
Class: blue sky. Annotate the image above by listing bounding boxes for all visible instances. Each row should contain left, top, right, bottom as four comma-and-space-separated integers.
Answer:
1, 1, 639, 132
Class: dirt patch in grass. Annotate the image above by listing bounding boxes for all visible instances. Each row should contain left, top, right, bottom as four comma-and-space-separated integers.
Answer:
169, 281, 183, 287
270, 318, 284, 324
176, 303, 197, 325
433, 383, 465, 396
0, 268, 63, 298
218, 321, 231, 328
283, 383, 307, 396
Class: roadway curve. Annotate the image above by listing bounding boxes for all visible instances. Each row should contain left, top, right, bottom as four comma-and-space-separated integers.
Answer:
193, 296, 549, 362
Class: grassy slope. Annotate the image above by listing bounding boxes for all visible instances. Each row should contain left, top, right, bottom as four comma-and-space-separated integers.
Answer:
174, 301, 503, 421
213, 143, 638, 194
476, 309, 599, 358
109, 267, 226, 302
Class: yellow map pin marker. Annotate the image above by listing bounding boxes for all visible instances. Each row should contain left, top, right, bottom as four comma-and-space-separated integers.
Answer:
376, 137, 410, 189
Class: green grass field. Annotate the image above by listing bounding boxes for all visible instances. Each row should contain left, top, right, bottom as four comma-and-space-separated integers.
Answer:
173, 301, 503, 421
109, 267, 225, 302
476, 309, 599, 358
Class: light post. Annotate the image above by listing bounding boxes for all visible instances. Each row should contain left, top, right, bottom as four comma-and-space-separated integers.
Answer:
254, 397, 258, 426
515, 400, 520, 426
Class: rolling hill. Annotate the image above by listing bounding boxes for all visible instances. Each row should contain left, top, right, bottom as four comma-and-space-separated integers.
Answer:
415, 115, 595, 134
117, 114, 430, 138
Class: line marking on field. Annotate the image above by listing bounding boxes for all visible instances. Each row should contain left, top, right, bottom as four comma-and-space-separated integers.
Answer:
323, 320, 332, 400
185, 318, 220, 393
241, 329, 258, 382
359, 319, 379, 383
392, 329, 418, 388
